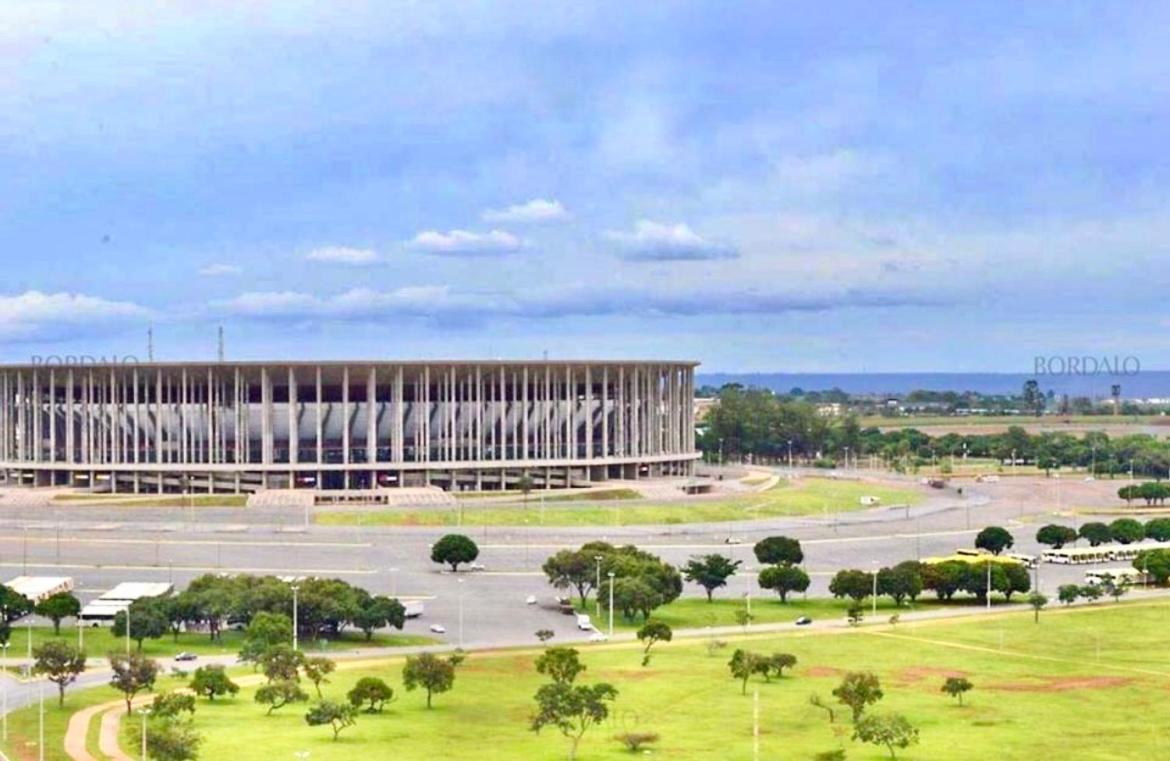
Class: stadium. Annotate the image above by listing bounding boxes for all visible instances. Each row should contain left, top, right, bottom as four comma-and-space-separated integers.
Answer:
0, 360, 698, 494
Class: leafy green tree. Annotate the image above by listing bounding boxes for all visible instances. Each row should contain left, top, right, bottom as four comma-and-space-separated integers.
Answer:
1110, 518, 1145, 545
542, 550, 598, 604
636, 620, 672, 666
403, 652, 463, 708
758, 564, 811, 603
829, 569, 873, 602
255, 680, 309, 715
351, 595, 405, 641
1079, 522, 1113, 547
876, 562, 923, 606
853, 713, 919, 759
1057, 584, 1080, 605
759, 653, 797, 680
921, 561, 967, 601
303, 656, 336, 698
1028, 592, 1048, 622
531, 681, 619, 761
304, 700, 358, 740
189, 665, 239, 701
109, 653, 160, 714
347, 677, 396, 713
430, 534, 480, 571
239, 611, 292, 666
35, 592, 80, 635
941, 676, 973, 705
728, 649, 764, 695
151, 692, 196, 719
833, 671, 884, 723
0, 585, 32, 624
32, 641, 86, 706
536, 629, 555, 645
975, 526, 1014, 555
536, 647, 586, 685
682, 555, 741, 601
259, 644, 305, 683
112, 598, 169, 652
1135, 549, 1170, 584
1144, 518, 1170, 542
1078, 584, 1104, 603
614, 731, 660, 752
753, 536, 803, 565
134, 715, 201, 761
1035, 524, 1077, 549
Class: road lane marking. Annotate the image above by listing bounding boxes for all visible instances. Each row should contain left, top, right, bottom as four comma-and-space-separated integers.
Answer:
0, 534, 371, 549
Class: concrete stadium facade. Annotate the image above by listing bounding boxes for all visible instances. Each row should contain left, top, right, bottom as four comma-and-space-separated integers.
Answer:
0, 360, 698, 493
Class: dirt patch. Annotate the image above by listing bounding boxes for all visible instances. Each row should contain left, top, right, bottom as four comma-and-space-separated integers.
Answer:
988, 676, 1133, 692
897, 666, 970, 683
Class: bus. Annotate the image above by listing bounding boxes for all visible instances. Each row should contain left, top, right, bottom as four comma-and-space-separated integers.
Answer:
1084, 569, 1147, 586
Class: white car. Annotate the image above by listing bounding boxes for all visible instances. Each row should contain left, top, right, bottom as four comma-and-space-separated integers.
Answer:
587, 631, 608, 642
525, 595, 537, 605
468, 562, 486, 571
429, 623, 447, 634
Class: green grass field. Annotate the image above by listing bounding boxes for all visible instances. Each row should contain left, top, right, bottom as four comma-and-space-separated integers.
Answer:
11, 625, 434, 661
51, 494, 250, 508
595, 596, 944, 632
857, 414, 1166, 429
315, 477, 922, 527
6, 600, 1170, 760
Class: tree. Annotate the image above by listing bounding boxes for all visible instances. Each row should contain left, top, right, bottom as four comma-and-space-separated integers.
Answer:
758, 564, 811, 603
189, 665, 239, 701
846, 602, 864, 626
829, 569, 873, 602
239, 611, 292, 666
531, 681, 619, 761
542, 550, 598, 604
304, 700, 358, 741
877, 562, 923, 606
32, 641, 86, 706
682, 555, 741, 602
255, 680, 309, 715
1079, 584, 1104, 603
833, 671, 883, 723
753, 536, 803, 565
303, 656, 336, 698
1110, 518, 1145, 545
1058, 584, 1080, 605
1079, 522, 1113, 547
109, 653, 160, 714
1135, 549, 1170, 584
134, 716, 201, 761
853, 713, 919, 759
728, 649, 763, 695
975, 526, 1014, 555
941, 676, 973, 705
760, 653, 797, 680
112, 598, 169, 652
403, 652, 462, 708
1028, 592, 1048, 623
537, 647, 586, 685
636, 620, 672, 666
536, 629, 555, 645
430, 534, 480, 572
518, 474, 535, 505
352, 594, 405, 641
347, 676, 396, 713
922, 561, 967, 601
1145, 518, 1170, 542
0, 585, 32, 624
808, 694, 836, 724
151, 692, 196, 719
35, 592, 80, 635
260, 644, 305, 684
1036, 524, 1078, 550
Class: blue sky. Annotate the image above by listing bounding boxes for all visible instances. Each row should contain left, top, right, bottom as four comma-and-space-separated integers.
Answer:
2, 1, 1168, 371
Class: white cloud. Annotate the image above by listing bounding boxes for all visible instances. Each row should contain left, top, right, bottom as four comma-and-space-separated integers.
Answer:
481, 198, 570, 223
605, 220, 738, 261
405, 229, 523, 256
0, 290, 149, 340
198, 263, 243, 277
304, 246, 380, 265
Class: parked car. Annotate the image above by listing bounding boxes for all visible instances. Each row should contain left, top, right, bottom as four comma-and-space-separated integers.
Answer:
174, 652, 198, 661
429, 624, 447, 634
588, 631, 608, 642
576, 613, 593, 631
525, 595, 537, 605
468, 561, 486, 571
794, 617, 812, 626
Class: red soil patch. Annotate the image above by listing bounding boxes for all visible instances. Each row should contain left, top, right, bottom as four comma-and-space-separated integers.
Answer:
897, 666, 971, 683
988, 676, 1133, 692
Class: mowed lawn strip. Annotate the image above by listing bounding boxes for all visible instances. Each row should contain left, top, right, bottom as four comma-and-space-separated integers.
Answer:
33, 600, 1166, 761
316, 477, 923, 527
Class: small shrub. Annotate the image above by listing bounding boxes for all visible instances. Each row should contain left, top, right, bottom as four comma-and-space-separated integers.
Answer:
615, 731, 660, 752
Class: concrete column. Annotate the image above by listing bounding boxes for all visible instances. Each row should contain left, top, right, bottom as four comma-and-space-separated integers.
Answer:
366, 366, 377, 464
288, 367, 299, 465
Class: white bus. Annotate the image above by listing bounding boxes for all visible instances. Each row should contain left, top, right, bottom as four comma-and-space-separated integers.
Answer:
1084, 569, 1147, 586
1041, 547, 1113, 564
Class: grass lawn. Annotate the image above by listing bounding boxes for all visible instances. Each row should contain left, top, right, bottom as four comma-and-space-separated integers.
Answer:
316, 477, 923, 527
51, 494, 250, 507
13, 625, 434, 660
7, 600, 1170, 760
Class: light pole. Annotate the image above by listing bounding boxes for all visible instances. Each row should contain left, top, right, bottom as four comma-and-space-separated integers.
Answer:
457, 578, 465, 649
139, 707, 151, 761
78, 611, 84, 651
593, 556, 603, 618
38, 682, 44, 761
291, 585, 300, 652
871, 562, 878, 619
607, 572, 615, 638
986, 562, 992, 610
787, 440, 793, 469
2, 641, 9, 743
124, 605, 131, 655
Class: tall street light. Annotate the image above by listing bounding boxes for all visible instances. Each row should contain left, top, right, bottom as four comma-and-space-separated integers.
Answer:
2, 641, 9, 743
138, 707, 152, 761
607, 572, 616, 638
593, 556, 603, 618
870, 562, 878, 619
291, 585, 300, 652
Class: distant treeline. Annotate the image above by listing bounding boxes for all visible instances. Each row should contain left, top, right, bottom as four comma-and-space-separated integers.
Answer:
699, 387, 1170, 477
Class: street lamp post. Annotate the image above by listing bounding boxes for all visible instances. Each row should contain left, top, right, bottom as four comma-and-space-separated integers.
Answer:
787, 440, 793, 469
139, 707, 151, 761
291, 585, 300, 652
986, 562, 992, 610
871, 562, 878, 619
2, 642, 9, 743
38, 682, 44, 761
593, 556, 603, 618
607, 572, 615, 638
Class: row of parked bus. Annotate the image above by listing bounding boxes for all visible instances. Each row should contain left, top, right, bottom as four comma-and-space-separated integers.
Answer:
1040, 541, 1169, 565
